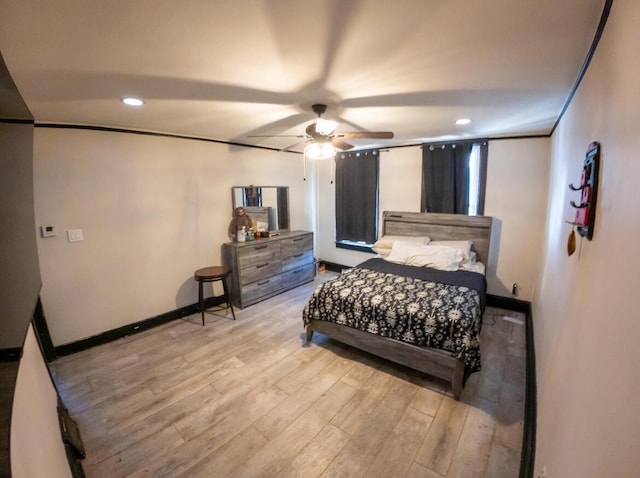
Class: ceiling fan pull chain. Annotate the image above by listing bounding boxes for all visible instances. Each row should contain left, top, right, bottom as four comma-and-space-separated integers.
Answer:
330, 157, 334, 184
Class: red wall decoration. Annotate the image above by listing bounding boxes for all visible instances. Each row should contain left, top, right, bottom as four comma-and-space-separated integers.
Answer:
568, 141, 600, 240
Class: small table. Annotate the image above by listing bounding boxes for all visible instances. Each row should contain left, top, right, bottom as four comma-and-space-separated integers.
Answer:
194, 266, 236, 326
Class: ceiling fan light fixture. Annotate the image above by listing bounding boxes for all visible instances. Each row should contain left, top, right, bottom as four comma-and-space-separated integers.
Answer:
315, 118, 338, 136
304, 142, 337, 160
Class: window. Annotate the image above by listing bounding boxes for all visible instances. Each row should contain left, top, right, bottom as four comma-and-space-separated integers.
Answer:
421, 140, 488, 215
467, 143, 481, 215
335, 149, 379, 250
243, 185, 262, 206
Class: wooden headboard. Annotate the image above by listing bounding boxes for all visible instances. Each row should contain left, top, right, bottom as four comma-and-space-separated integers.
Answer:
243, 206, 270, 228
382, 211, 493, 264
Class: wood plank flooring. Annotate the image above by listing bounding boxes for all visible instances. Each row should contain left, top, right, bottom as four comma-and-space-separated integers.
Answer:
50, 273, 525, 478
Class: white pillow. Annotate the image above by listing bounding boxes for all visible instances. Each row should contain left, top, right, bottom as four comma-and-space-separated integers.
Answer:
372, 235, 430, 257
429, 240, 473, 261
385, 242, 463, 271
460, 259, 485, 275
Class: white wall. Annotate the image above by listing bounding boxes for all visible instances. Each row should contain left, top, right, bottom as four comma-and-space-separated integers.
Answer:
484, 138, 550, 300
33, 128, 311, 346
11, 324, 72, 478
533, 1, 640, 476
315, 141, 550, 302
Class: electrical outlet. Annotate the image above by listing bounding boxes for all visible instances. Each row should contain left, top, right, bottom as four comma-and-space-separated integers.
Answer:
538, 464, 547, 478
67, 229, 84, 242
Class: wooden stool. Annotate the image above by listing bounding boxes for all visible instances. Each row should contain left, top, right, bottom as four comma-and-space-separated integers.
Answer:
194, 266, 236, 326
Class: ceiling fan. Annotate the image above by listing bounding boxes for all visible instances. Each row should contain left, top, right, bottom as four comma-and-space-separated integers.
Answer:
250, 103, 394, 154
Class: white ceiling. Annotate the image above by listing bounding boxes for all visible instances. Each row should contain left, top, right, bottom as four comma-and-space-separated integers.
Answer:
0, 0, 605, 152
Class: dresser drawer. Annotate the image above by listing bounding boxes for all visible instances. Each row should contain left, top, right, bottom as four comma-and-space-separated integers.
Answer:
282, 249, 314, 272
241, 275, 283, 305
281, 264, 315, 290
237, 241, 281, 268
281, 233, 312, 256
239, 259, 282, 285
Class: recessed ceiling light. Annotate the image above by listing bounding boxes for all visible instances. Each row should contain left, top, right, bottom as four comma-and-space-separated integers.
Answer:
456, 118, 471, 125
121, 97, 144, 106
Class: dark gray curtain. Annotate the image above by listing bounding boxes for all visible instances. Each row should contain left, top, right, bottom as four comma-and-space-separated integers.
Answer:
476, 141, 488, 215
245, 186, 261, 206
277, 187, 289, 229
335, 149, 379, 244
421, 141, 487, 215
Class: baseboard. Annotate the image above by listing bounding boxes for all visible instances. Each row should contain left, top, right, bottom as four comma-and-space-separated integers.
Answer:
323, 261, 350, 273
0, 348, 22, 362
486, 294, 531, 314
485, 294, 536, 478
54, 297, 224, 357
33, 297, 57, 362
519, 300, 536, 478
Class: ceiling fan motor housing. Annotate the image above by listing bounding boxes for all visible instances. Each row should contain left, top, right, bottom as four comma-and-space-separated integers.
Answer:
311, 103, 328, 116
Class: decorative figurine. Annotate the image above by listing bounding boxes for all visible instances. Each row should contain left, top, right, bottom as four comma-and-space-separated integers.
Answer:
228, 207, 252, 241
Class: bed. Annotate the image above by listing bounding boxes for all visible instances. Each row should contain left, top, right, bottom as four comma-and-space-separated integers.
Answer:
303, 211, 492, 400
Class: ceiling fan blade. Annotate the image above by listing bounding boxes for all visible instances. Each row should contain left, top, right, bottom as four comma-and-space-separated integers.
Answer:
331, 139, 354, 151
337, 131, 394, 139
247, 134, 306, 138
280, 138, 311, 152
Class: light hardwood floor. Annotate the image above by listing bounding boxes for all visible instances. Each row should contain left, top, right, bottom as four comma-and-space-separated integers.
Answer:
51, 273, 525, 478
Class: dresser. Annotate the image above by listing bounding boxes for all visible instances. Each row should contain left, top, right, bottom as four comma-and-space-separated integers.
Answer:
222, 231, 315, 309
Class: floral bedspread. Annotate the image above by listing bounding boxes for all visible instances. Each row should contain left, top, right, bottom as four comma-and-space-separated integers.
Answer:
302, 265, 484, 372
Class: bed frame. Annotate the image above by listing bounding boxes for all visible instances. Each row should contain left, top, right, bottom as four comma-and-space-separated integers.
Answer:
305, 211, 493, 400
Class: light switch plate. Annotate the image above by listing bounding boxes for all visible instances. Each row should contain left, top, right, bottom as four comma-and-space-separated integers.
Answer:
67, 229, 84, 242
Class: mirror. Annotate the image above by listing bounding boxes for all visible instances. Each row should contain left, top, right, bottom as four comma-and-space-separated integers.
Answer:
231, 186, 289, 232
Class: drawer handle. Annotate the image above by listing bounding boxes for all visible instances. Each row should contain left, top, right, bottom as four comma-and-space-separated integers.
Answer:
293, 253, 303, 258
293, 237, 304, 242
254, 245, 268, 250
293, 270, 302, 274
256, 263, 268, 269
257, 279, 270, 286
